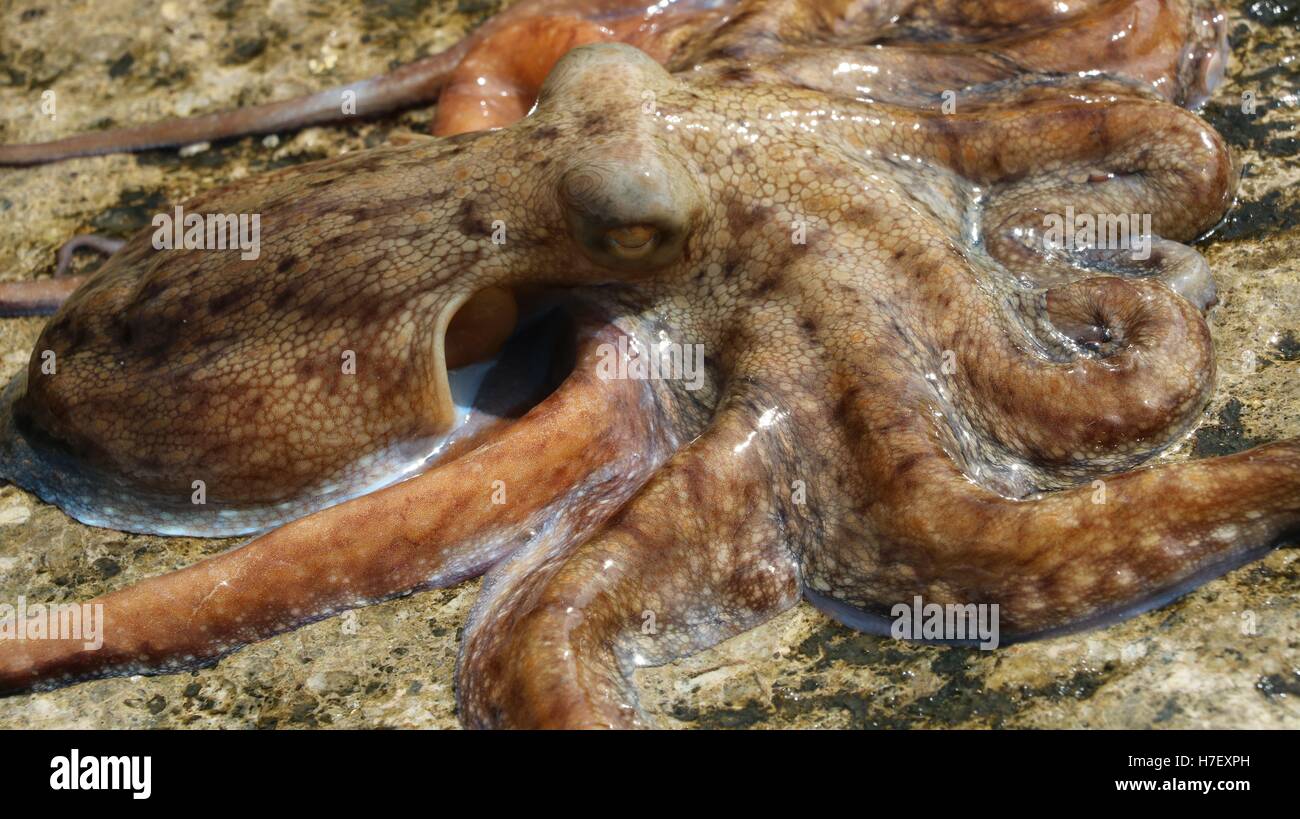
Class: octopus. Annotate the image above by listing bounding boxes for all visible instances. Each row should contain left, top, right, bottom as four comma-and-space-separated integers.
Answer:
0, 0, 1296, 729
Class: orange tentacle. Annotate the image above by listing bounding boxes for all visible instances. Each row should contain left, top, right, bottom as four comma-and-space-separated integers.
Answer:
433, 17, 617, 136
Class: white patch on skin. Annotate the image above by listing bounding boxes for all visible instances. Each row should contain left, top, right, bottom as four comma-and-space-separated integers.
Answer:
1211, 524, 1240, 543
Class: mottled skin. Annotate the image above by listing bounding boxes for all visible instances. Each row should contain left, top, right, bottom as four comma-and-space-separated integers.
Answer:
1, 0, 1298, 728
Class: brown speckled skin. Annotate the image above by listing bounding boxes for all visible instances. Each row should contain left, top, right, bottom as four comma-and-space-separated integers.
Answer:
1, 0, 1299, 728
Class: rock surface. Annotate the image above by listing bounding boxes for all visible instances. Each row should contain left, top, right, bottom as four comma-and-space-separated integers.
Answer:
0, 0, 1296, 729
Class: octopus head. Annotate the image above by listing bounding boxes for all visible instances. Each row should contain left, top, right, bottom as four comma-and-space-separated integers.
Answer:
542, 45, 705, 274
0, 43, 714, 539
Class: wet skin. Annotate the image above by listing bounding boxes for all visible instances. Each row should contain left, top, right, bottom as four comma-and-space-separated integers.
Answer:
0, 0, 1298, 728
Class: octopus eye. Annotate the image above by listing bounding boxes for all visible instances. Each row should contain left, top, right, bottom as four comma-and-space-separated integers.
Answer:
605, 225, 658, 259
559, 151, 702, 273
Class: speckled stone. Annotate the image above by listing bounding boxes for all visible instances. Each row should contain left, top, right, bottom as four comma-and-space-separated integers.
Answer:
0, 0, 1296, 729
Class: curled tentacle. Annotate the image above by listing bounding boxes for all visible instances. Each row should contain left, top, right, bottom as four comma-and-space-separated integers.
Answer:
710, 0, 1228, 107
53, 235, 126, 278
807, 172, 1217, 482
823, 74, 1235, 476
988, 0, 1226, 106
808, 393, 1300, 639
918, 80, 1236, 273
954, 274, 1217, 469
821, 76, 1232, 281
1022, 238, 1219, 311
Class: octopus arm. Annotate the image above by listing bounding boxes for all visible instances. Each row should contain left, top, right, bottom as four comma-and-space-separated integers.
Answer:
813, 391, 1300, 639
0, 312, 692, 692
458, 379, 809, 728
